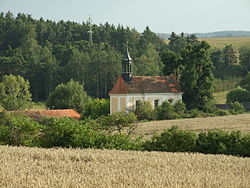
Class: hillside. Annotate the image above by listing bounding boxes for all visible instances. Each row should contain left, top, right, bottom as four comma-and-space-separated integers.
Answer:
0, 146, 249, 188
158, 31, 250, 39
133, 114, 250, 138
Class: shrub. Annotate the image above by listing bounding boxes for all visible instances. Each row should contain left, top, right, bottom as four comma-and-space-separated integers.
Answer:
143, 126, 197, 152
189, 109, 204, 118
104, 133, 143, 150
226, 88, 250, 103
40, 116, 142, 150
39, 117, 103, 148
196, 130, 250, 156
0, 112, 42, 146
236, 134, 250, 157
82, 98, 110, 119
229, 101, 244, 115
156, 102, 178, 120
226, 131, 243, 155
97, 112, 138, 134
173, 100, 186, 114
239, 72, 250, 91
134, 101, 156, 121
196, 130, 239, 155
214, 109, 231, 116
196, 131, 226, 154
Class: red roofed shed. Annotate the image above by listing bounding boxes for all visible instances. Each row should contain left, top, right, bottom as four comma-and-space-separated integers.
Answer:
11, 109, 81, 120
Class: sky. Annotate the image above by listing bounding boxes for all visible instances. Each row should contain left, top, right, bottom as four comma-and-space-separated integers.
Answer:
1, 0, 250, 34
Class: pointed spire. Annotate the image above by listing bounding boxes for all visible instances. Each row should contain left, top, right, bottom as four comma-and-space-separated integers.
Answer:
122, 42, 132, 82
123, 42, 132, 62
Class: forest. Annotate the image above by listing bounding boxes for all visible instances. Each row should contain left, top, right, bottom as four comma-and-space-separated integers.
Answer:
0, 12, 165, 102
0, 11, 250, 105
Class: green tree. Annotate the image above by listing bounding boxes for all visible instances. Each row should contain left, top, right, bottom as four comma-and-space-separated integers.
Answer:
239, 72, 250, 91
83, 98, 110, 119
239, 46, 250, 72
20, 39, 58, 101
160, 49, 182, 78
161, 35, 214, 112
180, 41, 214, 112
46, 79, 89, 113
168, 32, 187, 54
135, 43, 163, 76
0, 74, 32, 110
223, 44, 237, 65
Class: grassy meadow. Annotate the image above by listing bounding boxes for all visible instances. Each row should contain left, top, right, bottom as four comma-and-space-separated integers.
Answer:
0, 145, 249, 188
134, 114, 250, 138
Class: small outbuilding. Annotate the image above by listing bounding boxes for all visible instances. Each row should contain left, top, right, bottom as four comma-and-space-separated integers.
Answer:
10, 109, 81, 120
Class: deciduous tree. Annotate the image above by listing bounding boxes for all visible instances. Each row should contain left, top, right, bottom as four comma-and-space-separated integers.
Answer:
0, 74, 32, 110
46, 79, 89, 113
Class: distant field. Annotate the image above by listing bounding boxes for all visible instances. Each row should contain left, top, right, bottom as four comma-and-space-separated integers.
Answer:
31, 102, 46, 110
134, 114, 250, 138
165, 37, 250, 49
213, 90, 229, 103
201, 37, 250, 49
0, 102, 46, 112
0, 146, 249, 188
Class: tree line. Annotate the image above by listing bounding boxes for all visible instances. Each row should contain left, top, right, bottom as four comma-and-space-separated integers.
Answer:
0, 12, 166, 101
1, 11, 250, 109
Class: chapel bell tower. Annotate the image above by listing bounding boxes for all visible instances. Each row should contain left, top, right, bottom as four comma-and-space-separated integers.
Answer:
122, 44, 132, 82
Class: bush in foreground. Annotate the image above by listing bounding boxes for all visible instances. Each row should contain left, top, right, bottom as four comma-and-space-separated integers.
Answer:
143, 126, 250, 157
0, 112, 42, 146
0, 112, 249, 157
143, 126, 197, 152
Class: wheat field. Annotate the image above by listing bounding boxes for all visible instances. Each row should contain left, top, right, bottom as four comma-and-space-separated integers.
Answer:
134, 114, 250, 138
201, 37, 250, 49
0, 145, 249, 188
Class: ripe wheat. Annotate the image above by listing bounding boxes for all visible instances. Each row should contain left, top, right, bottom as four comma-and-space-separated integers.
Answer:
0, 146, 249, 188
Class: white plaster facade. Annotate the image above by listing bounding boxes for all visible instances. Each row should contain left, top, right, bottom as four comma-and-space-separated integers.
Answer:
110, 92, 183, 114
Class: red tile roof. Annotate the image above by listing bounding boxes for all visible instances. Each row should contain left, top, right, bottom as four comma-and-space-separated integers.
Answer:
10, 109, 81, 120
109, 76, 181, 94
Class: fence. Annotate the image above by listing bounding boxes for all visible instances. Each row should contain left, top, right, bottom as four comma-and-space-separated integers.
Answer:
215, 102, 250, 111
